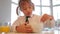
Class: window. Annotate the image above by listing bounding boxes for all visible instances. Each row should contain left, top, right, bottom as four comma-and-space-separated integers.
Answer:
31, 0, 40, 5
32, 0, 41, 15
41, 0, 51, 15
11, 0, 18, 25
53, 0, 60, 5
53, 6, 60, 20
33, 6, 40, 15
53, 0, 60, 32
52, 0, 60, 27
42, 0, 50, 6
12, 0, 18, 4
42, 7, 51, 15
53, 6, 60, 31
53, 7, 58, 21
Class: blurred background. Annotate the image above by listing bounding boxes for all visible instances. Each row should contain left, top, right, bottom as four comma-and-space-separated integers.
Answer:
0, 0, 60, 34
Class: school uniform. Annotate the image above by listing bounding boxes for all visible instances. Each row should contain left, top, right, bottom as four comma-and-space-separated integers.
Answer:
12, 14, 44, 33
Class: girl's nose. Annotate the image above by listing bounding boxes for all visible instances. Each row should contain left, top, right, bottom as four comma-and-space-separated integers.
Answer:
26, 8, 30, 11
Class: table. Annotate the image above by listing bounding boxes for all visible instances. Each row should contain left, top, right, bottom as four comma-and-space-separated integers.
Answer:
0, 31, 54, 34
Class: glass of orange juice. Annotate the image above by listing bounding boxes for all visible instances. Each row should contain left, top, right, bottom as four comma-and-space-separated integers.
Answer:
0, 22, 11, 33
0, 23, 2, 33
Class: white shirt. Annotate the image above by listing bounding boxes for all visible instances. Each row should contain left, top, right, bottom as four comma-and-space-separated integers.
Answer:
12, 14, 44, 33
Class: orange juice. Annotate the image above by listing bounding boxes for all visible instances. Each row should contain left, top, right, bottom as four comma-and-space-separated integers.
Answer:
0, 26, 2, 32
0, 26, 10, 33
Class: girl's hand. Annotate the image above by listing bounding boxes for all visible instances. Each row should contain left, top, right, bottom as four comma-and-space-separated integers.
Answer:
16, 23, 33, 33
41, 14, 53, 22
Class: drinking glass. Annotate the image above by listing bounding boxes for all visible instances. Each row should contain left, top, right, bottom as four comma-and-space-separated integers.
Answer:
42, 20, 55, 34
0, 22, 11, 33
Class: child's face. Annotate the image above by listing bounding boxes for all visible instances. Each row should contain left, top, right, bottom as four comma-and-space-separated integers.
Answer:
20, 2, 33, 16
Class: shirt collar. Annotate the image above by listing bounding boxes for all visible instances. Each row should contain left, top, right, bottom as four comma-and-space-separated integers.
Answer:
25, 14, 34, 18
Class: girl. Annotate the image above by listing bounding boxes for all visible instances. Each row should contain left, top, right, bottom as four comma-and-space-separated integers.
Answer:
12, 0, 43, 33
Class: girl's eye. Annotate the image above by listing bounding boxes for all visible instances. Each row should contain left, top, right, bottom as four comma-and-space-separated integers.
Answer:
23, 8, 27, 10
29, 7, 31, 9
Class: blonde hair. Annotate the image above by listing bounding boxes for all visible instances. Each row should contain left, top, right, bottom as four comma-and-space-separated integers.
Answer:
16, 0, 34, 15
